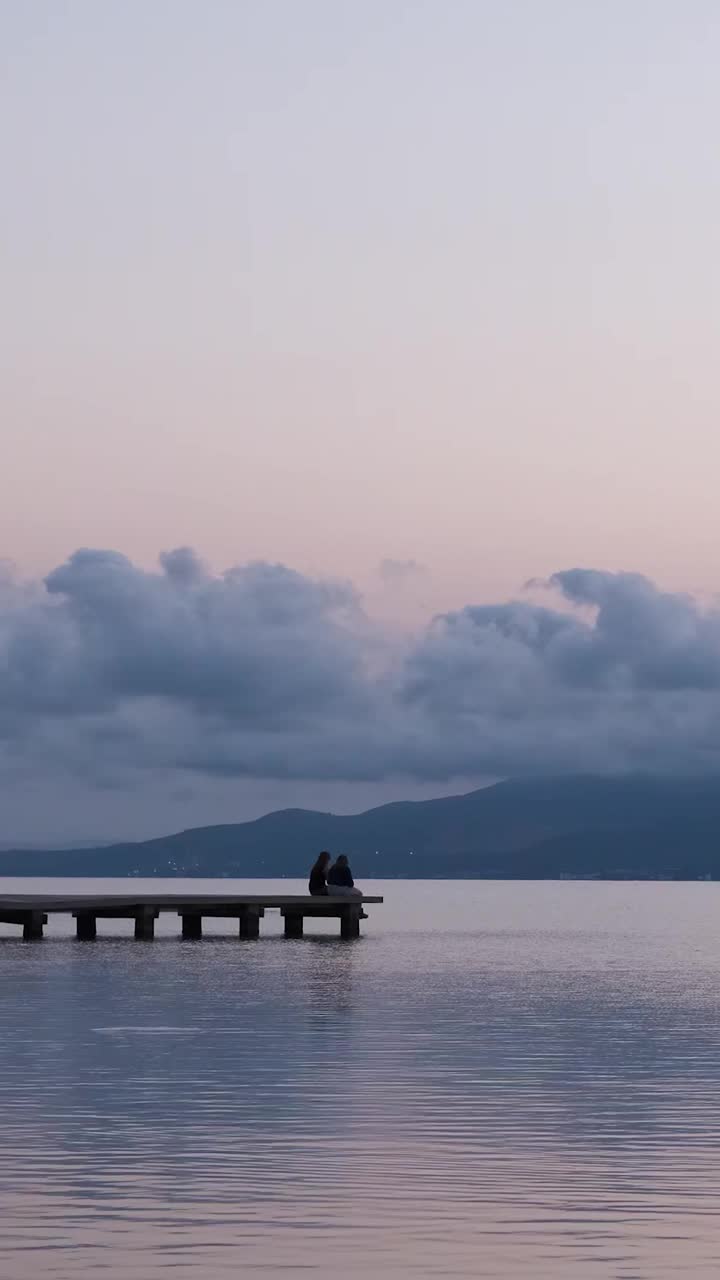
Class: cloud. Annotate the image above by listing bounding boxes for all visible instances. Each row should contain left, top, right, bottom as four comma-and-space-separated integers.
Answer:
36, 549, 366, 722
3, 552, 720, 792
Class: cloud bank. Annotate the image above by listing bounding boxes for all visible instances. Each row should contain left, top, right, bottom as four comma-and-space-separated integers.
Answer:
3, 548, 720, 793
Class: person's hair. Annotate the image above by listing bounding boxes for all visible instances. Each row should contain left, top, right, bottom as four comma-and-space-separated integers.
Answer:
335, 854, 349, 867
311, 851, 331, 873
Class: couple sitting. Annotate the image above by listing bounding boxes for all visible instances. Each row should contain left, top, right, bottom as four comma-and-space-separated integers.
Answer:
308, 851, 362, 898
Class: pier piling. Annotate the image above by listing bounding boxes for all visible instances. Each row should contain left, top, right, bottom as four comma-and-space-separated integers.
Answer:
181, 914, 202, 940
23, 911, 46, 941
75, 913, 97, 941
340, 908, 361, 940
134, 907, 156, 941
238, 908, 262, 939
283, 913, 304, 939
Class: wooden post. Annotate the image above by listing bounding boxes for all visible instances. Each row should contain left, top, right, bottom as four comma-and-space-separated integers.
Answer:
134, 906, 155, 940
239, 909, 261, 939
340, 907, 361, 940
76, 913, 97, 941
23, 910, 45, 941
284, 913, 303, 939
181, 914, 202, 940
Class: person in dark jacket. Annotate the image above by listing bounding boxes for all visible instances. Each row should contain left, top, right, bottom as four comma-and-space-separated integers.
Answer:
327, 854, 362, 897
308, 851, 331, 895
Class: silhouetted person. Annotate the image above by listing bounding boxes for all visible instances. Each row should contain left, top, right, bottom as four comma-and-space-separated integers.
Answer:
308, 851, 331, 896
327, 854, 362, 897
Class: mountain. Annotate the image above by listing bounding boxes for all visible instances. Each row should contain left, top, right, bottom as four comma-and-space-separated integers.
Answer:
2, 776, 720, 879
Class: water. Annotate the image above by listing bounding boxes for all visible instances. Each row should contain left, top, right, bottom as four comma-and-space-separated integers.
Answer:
2, 878, 720, 1278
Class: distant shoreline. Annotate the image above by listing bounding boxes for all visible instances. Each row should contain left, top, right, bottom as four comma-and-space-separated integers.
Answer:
0, 871, 716, 884
5, 777, 720, 883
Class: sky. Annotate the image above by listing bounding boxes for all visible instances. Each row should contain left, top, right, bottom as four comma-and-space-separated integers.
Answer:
2, 1, 720, 843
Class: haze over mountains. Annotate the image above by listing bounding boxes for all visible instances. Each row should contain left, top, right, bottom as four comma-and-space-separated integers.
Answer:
2, 777, 720, 881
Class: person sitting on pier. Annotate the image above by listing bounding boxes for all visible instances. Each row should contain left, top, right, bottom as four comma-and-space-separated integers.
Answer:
308, 851, 331, 895
327, 854, 362, 897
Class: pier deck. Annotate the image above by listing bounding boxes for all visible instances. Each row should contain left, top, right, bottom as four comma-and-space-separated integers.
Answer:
0, 893, 384, 941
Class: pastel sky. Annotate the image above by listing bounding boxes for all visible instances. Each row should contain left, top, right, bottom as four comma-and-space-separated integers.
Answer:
3, 2, 720, 843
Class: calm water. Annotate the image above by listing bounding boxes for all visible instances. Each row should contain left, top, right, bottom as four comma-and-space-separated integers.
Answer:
2, 878, 720, 1278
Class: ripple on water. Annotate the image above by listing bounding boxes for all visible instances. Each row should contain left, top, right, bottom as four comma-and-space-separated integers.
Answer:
2, 880, 720, 1277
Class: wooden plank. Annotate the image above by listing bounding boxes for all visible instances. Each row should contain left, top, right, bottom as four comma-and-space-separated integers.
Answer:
0, 894, 383, 910
174, 905, 269, 919
0, 893, 383, 943
280, 905, 353, 918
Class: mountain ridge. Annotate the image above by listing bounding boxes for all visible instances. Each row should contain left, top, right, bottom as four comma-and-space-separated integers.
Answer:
2, 775, 720, 879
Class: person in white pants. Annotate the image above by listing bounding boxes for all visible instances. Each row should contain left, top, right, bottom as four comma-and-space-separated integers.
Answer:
327, 854, 362, 897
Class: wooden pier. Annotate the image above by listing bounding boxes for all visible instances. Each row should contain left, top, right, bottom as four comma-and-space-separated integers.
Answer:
0, 893, 384, 941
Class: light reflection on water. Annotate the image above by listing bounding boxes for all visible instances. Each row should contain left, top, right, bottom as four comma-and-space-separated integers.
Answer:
2, 880, 720, 1277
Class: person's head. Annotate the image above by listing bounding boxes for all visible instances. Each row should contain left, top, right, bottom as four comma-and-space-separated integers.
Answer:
312, 851, 331, 872
335, 854, 349, 868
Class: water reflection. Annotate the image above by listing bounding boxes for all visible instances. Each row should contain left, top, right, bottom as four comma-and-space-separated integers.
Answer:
2, 883, 720, 1276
